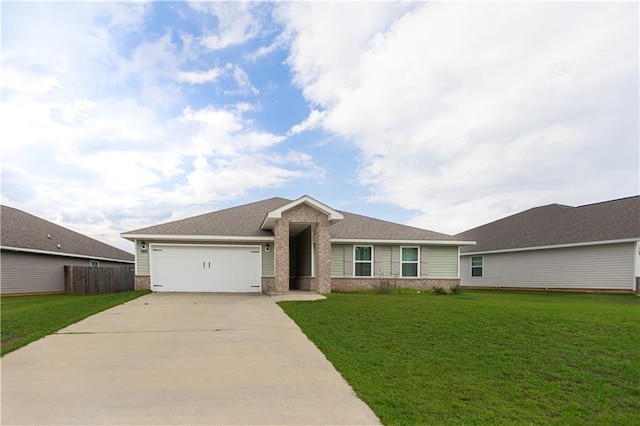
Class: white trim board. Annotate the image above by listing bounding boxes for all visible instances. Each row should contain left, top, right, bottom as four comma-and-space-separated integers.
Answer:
122, 234, 274, 242
1, 246, 134, 263
332, 239, 476, 246
460, 238, 640, 256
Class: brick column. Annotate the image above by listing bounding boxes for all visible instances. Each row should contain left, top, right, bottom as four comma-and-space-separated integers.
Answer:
316, 221, 332, 294
274, 218, 290, 294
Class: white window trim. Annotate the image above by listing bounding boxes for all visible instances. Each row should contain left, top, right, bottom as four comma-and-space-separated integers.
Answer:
400, 246, 420, 278
353, 245, 374, 277
471, 256, 484, 278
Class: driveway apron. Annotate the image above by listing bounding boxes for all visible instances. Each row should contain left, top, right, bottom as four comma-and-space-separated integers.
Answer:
1, 293, 380, 425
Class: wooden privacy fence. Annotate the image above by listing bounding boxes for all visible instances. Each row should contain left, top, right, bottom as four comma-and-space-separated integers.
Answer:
65, 265, 135, 295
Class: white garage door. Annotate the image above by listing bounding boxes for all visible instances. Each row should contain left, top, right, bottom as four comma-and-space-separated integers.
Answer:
150, 245, 261, 292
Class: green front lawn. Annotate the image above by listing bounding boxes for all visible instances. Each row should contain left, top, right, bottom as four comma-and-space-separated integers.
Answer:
279, 290, 640, 425
1, 291, 150, 356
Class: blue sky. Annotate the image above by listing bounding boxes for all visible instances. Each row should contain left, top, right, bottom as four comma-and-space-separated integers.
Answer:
1, 1, 638, 253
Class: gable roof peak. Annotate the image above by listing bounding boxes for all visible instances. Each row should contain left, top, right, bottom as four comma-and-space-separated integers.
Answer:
260, 195, 344, 230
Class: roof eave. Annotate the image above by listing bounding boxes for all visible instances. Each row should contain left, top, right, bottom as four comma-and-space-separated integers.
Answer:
121, 233, 275, 242
460, 237, 640, 255
1, 246, 134, 263
331, 238, 476, 246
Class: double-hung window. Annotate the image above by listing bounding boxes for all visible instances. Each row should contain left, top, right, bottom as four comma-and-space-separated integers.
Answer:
354, 246, 373, 277
471, 256, 483, 277
401, 247, 419, 277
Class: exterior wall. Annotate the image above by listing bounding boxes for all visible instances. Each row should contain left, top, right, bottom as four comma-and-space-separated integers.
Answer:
426, 246, 459, 278
635, 242, 640, 278
261, 277, 275, 293
136, 240, 150, 275
135, 275, 151, 291
331, 244, 459, 278
331, 277, 459, 293
344, 245, 353, 277
1, 250, 132, 295
275, 203, 332, 294
295, 277, 314, 291
331, 245, 345, 276
376, 245, 392, 276
391, 246, 400, 275
262, 244, 274, 277
460, 242, 637, 291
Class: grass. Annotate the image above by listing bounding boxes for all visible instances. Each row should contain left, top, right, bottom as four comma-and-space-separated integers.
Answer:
1, 291, 150, 356
279, 290, 640, 425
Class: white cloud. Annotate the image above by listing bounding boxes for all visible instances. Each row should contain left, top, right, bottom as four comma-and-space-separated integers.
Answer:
224, 64, 259, 96
2, 1, 328, 252
1, 91, 320, 250
192, 2, 261, 50
246, 34, 286, 62
275, 2, 414, 106
288, 109, 326, 135
278, 2, 639, 233
177, 68, 224, 84
182, 154, 306, 200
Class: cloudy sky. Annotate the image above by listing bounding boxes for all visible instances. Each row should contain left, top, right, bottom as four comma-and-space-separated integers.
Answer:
2, 1, 638, 253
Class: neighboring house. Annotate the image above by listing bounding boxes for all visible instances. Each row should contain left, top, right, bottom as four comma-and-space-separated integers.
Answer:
456, 196, 640, 292
121, 196, 475, 294
1, 206, 135, 295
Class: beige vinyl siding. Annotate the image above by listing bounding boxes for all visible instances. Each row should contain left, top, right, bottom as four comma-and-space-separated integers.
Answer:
419, 246, 428, 277
426, 246, 459, 278
343, 244, 353, 277
460, 242, 636, 290
136, 240, 150, 275
262, 244, 274, 277
391, 246, 400, 275
331, 245, 345, 277
375, 246, 392, 276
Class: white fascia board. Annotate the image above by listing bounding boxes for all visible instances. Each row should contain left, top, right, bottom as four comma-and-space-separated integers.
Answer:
261, 195, 344, 230
121, 234, 274, 242
1, 246, 134, 263
460, 238, 640, 256
151, 242, 263, 249
331, 239, 476, 246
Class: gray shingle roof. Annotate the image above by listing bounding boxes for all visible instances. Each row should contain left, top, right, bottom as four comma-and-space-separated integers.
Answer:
1, 205, 134, 262
124, 197, 291, 237
456, 196, 640, 253
331, 211, 458, 241
123, 197, 461, 242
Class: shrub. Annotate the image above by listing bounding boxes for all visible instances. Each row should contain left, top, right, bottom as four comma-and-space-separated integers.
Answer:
432, 286, 448, 295
375, 279, 395, 294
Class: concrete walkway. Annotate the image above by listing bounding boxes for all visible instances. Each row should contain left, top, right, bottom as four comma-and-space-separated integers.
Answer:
1, 293, 380, 425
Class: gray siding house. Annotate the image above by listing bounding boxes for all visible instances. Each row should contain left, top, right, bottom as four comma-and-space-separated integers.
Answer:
121, 196, 475, 294
456, 196, 640, 292
1, 206, 135, 295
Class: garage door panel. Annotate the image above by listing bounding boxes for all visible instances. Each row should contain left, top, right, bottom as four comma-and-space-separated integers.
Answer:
150, 246, 261, 292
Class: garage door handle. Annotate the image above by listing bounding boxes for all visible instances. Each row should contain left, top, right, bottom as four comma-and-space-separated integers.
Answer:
208, 262, 211, 268
203, 261, 205, 268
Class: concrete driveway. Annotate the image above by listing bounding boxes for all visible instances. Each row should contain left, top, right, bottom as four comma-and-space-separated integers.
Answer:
1, 293, 380, 425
